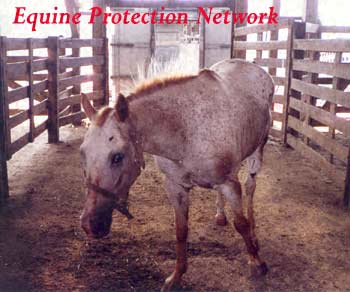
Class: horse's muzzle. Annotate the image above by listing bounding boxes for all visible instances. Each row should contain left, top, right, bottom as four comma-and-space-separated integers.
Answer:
81, 212, 112, 239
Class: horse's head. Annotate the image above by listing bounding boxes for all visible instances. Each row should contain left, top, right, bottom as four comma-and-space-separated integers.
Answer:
79, 93, 144, 238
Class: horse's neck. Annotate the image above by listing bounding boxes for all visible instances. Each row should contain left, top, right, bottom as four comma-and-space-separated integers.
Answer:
129, 93, 185, 161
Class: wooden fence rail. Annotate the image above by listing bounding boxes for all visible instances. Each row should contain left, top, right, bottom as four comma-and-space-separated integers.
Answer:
286, 37, 350, 208
1, 23, 350, 208
233, 21, 350, 207
0, 36, 109, 203
233, 18, 299, 139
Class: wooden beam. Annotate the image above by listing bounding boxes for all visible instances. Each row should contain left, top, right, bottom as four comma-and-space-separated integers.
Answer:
107, 0, 233, 8
28, 39, 35, 143
47, 37, 60, 143
234, 40, 288, 50
234, 19, 290, 37
281, 20, 294, 144
199, 15, 205, 68
60, 38, 104, 48
303, 0, 319, 23
0, 37, 9, 203
291, 78, 350, 108
293, 59, 350, 80
64, 0, 80, 38
344, 151, 350, 208
288, 116, 348, 163
287, 134, 342, 181
93, 0, 107, 107
286, 21, 306, 141
294, 39, 350, 52
289, 97, 350, 137
329, 53, 342, 163
269, 0, 281, 76
234, 0, 248, 59
64, 0, 82, 125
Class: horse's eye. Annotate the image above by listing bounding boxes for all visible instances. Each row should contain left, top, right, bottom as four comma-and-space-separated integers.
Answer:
111, 152, 124, 165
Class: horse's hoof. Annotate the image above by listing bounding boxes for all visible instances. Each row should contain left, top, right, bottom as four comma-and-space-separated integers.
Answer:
215, 213, 228, 226
251, 262, 269, 277
161, 272, 180, 292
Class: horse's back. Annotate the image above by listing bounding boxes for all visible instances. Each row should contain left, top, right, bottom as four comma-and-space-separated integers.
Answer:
182, 59, 273, 164
210, 59, 274, 105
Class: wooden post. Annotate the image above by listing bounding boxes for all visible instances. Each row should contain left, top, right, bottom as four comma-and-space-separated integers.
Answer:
64, 0, 82, 124
0, 37, 11, 160
229, 1, 235, 59
47, 37, 59, 143
28, 38, 35, 142
301, 50, 319, 146
282, 20, 294, 144
344, 150, 350, 208
234, 0, 248, 59
329, 52, 342, 163
256, 32, 263, 60
103, 37, 110, 105
0, 36, 9, 203
93, 0, 107, 107
283, 21, 306, 145
269, 0, 281, 76
199, 16, 206, 68
150, 15, 156, 57
303, 0, 319, 23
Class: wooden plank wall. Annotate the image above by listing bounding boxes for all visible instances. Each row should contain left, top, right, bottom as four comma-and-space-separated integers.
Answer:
233, 19, 295, 139
233, 20, 350, 207
0, 37, 109, 202
287, 37, 350, 207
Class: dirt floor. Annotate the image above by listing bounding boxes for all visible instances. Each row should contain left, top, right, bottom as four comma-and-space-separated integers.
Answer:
0, 125, 350, 292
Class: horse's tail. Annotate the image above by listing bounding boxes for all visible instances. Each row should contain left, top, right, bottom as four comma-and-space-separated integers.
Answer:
265, 74, 275, 106
269, 76, 275, 105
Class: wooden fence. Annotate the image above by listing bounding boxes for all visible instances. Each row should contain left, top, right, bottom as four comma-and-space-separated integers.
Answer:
0, 37, 109, 203
286, 37, 350, 208
1, 25, 350, 208
233, 21, 350, 207
233, 19, 304, 139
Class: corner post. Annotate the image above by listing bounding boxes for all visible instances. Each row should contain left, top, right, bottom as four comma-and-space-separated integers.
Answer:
282, 21, 306, 145
103, 37, 110, 105
47, 37, 60, 143
93, 0, 107, 107
234, 0, 248, 59
0, 36, 9, 203
28, 38, 35, 142
344, 152, 350, 208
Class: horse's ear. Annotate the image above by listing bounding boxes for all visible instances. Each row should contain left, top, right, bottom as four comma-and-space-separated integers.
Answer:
115, 93, 129, 122
81, 93, 96, 120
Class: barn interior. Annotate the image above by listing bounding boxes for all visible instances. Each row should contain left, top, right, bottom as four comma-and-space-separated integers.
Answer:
0, 0, 350, 291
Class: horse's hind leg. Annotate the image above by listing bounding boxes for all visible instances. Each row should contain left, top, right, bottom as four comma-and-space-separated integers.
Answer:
216, 177, 267, 276
215, 192, 228, 226
246, 139, 266, 249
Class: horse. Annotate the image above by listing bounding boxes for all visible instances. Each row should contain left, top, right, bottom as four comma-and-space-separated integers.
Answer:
79, 59, 274, 291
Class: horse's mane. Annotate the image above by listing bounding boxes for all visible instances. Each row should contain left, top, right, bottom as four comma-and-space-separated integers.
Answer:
130, 73, 198, 98
93, 70, 216, 127
92, 74, 197, 127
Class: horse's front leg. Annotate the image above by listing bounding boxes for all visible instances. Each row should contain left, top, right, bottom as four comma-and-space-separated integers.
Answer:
161, 178, 189, 292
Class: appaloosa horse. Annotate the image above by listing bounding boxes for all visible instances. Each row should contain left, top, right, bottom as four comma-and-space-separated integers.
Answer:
79, 59, 274, 291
